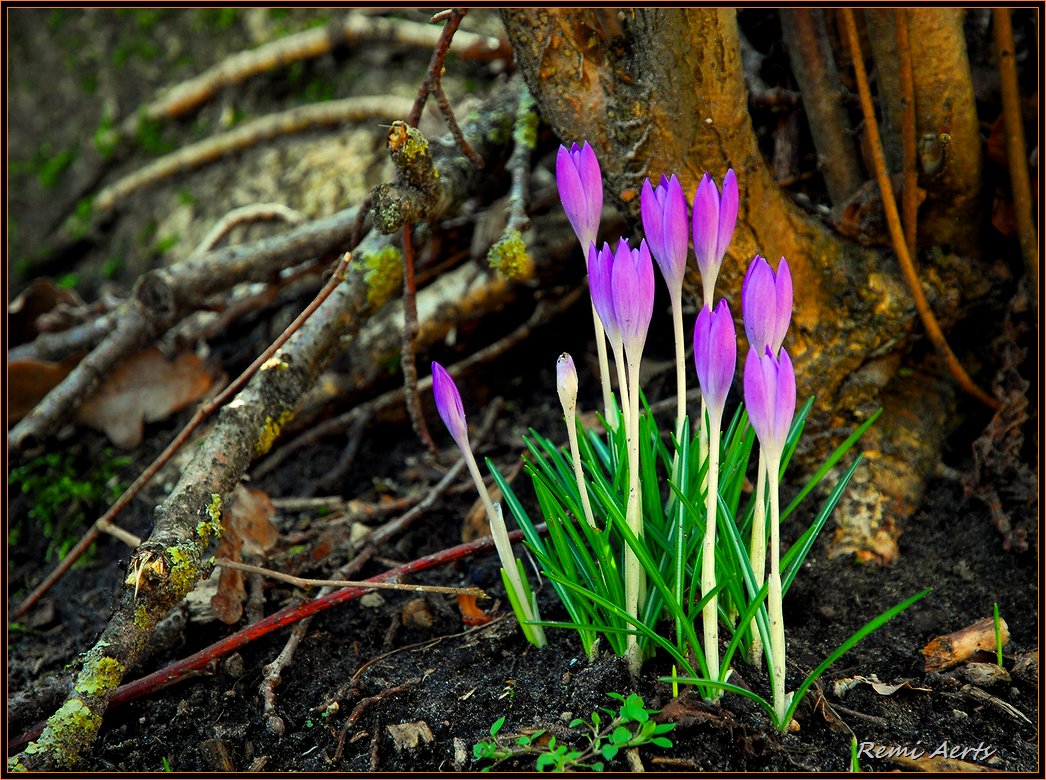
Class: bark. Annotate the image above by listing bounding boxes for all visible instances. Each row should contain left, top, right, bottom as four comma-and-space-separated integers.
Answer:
865, 9, 983, 254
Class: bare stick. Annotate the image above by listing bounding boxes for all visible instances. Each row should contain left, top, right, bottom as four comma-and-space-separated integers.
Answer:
215, 558, 486, 597
12, 254, 352, 620
401, 223, 438, 454
192, 203, 306, 255
993, 8, 1038, 306
409, 8, 467, 127
840, 9, 1000, 411
92, 97, 414, 218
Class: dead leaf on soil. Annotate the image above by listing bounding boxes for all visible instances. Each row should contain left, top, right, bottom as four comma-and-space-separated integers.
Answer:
8, 353, 85, 422
9, 278, 85, 346
211, 485, 279, 624
832, 674, 932, 697
386, 721, 434, 751
76, 346, 215, 448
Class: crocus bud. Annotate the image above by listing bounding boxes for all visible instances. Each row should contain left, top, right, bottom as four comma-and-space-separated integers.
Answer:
557, 353, 578, 416
587, 241, 620, 343
640, 174, 689, 295
742, 255, 792, 356
556, 142, 603, 251
431, 362, 469, 451
693, 300, 737, 417
611, 237, 655, 357
743, 346, 796, 460
692, 169, 738, 302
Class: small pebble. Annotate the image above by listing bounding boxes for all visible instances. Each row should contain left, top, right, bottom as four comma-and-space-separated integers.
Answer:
952, 709, 969, 719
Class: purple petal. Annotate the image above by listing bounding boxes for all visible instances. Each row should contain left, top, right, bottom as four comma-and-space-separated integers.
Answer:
692, 173, 719, 277
578, 141, 604, 231
771, 347, 796, 446
431, 361, 468, 449
771, 257, 793, 354
743, 348, 772, 450
588, 241, 618, 341
742, 255, 773, 352
612, 239, 654, 354
716, 168, 738, 262
708, 299, 737, 409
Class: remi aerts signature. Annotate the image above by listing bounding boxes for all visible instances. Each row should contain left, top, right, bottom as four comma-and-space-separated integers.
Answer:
857, 740, 997, 763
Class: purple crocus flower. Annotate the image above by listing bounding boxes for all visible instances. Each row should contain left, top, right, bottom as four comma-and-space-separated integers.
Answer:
587, 241, 620, 343
640, 174, 689, 294
742, 255, 792, 356
692, 169, 738, 302
431, 362, 469, 451
611, 238, 655, 356
693, 300, 737, 417
743, 346, 796, 459
556, 142, 603, 251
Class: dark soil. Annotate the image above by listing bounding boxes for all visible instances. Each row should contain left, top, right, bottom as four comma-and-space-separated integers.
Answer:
6, 7, 1039, 775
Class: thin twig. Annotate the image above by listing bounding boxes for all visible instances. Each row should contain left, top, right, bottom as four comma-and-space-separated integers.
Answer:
13, 254, 353, 620
215, 558, 487, 597
992, 8, 1038, 305
894, 10, 919, 261
840, 9, 1000, 411
260, 618, 309, 735
333, 681, 417, 764
433, 80, 484, 167
192, 203, 306, 255
401, 223, 438, 454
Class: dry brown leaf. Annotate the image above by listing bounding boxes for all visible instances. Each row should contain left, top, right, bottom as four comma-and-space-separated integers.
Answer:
211, 485, 279, 624
8, 354, 84, 422
76, 346, 214, 448
833, 674, 931, 697
9, 279, 84, 346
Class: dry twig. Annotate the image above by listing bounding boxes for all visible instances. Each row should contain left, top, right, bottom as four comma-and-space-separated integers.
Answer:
894, 10, 919, 261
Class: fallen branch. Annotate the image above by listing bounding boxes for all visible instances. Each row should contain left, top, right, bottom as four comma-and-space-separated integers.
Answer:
9, 529, 537, 757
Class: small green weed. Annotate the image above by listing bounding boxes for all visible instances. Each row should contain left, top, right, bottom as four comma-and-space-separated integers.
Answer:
9, 448, 132, 563
472, 692, 674, 772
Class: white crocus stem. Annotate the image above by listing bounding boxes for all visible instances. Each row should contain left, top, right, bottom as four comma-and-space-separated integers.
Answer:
561, 390, 597, 532
766, 450, 787, 725
590, 302, 617, 427
623, 348, 645, 675
608, 335, 631, 434
747, 451, 769, 666
461, 443, 546, 648
669, 289, 687, 430
701, 407, 723, 688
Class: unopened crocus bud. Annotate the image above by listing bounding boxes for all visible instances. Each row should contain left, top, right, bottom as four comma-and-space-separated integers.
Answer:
587, 241, 620, 343
692, 169, 738, 303
431, 362, 468, 450
641, 174, 689, 295
693, 300, 737, 418
611, 237, 655, 358
557, 142, 603, 251
556, 353, 578, 416
742, 255, 792, 356
743, 346, 796, 460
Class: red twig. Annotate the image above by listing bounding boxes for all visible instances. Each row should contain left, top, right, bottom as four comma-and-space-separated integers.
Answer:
13, 254, 354, 620
9, 527, 542, 753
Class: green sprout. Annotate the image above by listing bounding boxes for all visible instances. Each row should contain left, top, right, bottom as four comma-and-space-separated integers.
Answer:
851, 737, 861, 772
472, 693, 673, 772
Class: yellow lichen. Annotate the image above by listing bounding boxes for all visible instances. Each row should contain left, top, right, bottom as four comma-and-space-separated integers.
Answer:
74, 656, 125, 697
196, 493, 224, 543
255, 410, 294, 457
165, 545, 198, 594
362, 245, 403, 309
487, 230, 533, 281
32, 698, 102, 767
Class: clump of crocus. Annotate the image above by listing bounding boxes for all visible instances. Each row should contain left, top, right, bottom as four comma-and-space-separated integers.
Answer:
692, 170, 739, 307
557, 353, 597, 530
641, 174, 690, 428
431, 362, 546, 648
557, 141, 615, 421
741, 255, 793, 664
692, 300, 737, 687
587, 236, 655, 672
744, 346, 796, 723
